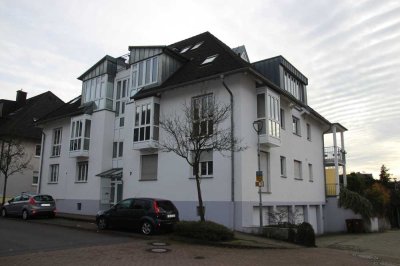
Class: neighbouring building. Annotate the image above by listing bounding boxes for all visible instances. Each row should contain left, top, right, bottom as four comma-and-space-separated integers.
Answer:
37, 32, 347, 234
0, 90, 64, 202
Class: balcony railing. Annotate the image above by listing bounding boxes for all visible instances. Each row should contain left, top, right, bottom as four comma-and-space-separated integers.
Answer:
324, 146, 346, 166
326, 183, 338, 197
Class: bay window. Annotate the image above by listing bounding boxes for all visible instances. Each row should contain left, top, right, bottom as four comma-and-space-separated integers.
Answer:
133, 97, 160, 147
69, 115, 91, 156
256, 88, 281, 146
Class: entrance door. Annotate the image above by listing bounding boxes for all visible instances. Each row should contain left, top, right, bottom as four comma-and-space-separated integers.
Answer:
110, 179, 123, 206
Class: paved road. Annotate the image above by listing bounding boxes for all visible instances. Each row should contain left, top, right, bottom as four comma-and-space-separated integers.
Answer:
2, 217, 398, 265
0, 217, 132, 257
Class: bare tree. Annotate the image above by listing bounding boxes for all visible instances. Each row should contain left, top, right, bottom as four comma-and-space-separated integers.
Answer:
159, 94, 245, 222
0, 138, 31, 204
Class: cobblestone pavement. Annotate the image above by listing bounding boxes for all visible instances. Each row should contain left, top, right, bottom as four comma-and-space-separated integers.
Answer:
1, 239, 376, 266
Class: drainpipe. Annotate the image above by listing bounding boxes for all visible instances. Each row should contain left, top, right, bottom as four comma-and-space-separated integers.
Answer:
220, 75, 235, 230
37, 131, 46, 194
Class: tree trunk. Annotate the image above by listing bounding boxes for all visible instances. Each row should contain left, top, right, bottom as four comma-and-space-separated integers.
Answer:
1, 175, 7, 205
195, 168, 205, 222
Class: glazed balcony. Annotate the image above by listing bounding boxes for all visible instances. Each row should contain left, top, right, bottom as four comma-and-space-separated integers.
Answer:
324, 146, 346, 166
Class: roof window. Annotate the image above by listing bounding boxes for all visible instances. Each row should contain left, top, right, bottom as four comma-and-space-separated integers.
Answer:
180, 46, 191, 53
191, 41, 204, 50
201, 54, 218, 65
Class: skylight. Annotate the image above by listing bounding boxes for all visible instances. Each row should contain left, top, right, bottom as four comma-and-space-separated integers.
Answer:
201, 54, 218, 65
180, 46, 191, 53
191, 41, 204, 50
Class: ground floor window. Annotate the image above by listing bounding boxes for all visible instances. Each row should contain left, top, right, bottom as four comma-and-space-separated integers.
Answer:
140, 154, 158, 181
77, 161, 88, 182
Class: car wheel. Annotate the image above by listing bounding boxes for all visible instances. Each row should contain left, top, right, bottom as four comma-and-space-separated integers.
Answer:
22, 209, 29, 220
1, 208, 7, 218
97, 217, 108, 230
141, 221, 153, 235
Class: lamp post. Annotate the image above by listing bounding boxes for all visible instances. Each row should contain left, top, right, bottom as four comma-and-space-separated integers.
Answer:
253, 120, 263, 231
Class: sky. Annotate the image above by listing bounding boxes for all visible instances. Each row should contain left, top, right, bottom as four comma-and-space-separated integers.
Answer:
0, 0, 399, 179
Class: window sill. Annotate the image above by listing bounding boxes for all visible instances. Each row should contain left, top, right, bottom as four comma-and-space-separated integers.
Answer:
294, 178, 303, 181
32, 184, 38, 186
309, 180, 314, 182
189, 176, 213, 179
280, 175, 287, 178
307, 138, 312, 142
48, 182, 58, 185
139, 178, 157, 181
75, 181, 88, 183
293, 133, 301, 137
50, 155, 60, 158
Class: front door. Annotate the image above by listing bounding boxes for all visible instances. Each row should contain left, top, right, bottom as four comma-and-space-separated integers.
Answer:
110, 179, 123, 206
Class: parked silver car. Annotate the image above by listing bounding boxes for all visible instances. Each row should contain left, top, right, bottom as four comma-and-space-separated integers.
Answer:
1, 193, 56, 220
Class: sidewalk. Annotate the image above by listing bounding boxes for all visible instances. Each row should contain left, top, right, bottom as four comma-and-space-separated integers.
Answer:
30, 213, 301, 249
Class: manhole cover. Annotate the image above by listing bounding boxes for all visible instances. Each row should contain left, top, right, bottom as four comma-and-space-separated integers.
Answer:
148, 248, 170, 253
151, 242, 169, 246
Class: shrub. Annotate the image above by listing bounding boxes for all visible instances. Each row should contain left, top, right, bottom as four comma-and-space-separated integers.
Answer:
339, 188, 373, 219
174, 220, 234, 242
295, 222, 315, 247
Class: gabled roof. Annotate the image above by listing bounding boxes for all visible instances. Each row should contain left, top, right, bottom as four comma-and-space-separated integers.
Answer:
133, 31, 251, 99
0, 91, 64, 140
36, 96, 94, 125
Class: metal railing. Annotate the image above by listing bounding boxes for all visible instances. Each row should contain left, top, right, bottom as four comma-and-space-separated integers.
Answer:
324, 146, 346, 165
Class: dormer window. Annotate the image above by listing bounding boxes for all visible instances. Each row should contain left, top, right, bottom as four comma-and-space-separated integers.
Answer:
191, 41, 204, 50
180, 46, 191, 53
201, 54, 218, 65
131, 56, 159, 90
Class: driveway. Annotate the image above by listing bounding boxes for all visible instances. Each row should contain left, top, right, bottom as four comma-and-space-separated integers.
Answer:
317, 230, 400, 265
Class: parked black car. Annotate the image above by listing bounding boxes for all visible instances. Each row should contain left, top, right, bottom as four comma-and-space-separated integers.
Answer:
1, 193, 56, 220
96, 198, 179, 235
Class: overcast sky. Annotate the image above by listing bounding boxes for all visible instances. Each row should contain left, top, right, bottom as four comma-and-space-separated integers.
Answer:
1, 0, 399, 179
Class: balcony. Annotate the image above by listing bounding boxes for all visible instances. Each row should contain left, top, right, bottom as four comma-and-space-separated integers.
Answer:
69, 115, 91, 158
324, 146, 346, 166
326, 183, 338, 197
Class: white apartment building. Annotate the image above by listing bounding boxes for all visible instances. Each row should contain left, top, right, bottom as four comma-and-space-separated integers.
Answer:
38, 32, 344, 234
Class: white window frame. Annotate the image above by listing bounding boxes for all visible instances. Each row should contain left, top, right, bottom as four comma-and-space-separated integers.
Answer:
131, 56, 158, 89
294, 160, 302, 180
268, 94, 280, 138
32, 171, 39, 186
292, 116, 301, 136
51, 128, 62, 157
133, 98, 160, 143
192, 150, 213, 178
70, 116, 91, 152
77, 161, 88, 183
49, 164, 59, 183
35, 144, 41, 157
280, 156, 286, 177
192, 94, 214, 137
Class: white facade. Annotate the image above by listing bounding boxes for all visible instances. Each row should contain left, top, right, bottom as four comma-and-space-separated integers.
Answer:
39, 35, 332, 234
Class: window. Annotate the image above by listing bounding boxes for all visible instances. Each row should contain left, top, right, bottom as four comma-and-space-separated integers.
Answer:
77, 161, 88, 182
268, 94, 280, 138
32, 171, 39, 185
35, 144, 41, 157
192, 94, 213, 137
193, 150, 213, 177
307, 123, 311, 141
284, 72, 303, 101
118, 142, 123, 157
70, 118, 91, 152
256, 93, 266, 134
308, 163, 313, 182
280, 108, 285, 129
115, 79, 128, 128
134, 103, 151, 142
180, 46, 191, 53
132, 56, 158, 89
280, 156, 286, 177
292, 116, 301, 136
191, 41, 204, 50
201, 54, 218, 65
294, 160, 302, 180
49, 164, 59, 183
140, 154, 158, 180
112, 142, 118, 158
52, 128, 62, 157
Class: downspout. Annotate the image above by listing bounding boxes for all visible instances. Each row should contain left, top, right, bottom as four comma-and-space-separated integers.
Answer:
221, 75, 235, 230
37, 131, 46, 194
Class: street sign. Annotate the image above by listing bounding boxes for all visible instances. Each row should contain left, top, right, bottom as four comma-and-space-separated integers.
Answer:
255, 181, 264, 187
256, 170, 263, 182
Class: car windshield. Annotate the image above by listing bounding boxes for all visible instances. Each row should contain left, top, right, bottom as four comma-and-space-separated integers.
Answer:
156, 200, 175, 211
33, 195, 54, 202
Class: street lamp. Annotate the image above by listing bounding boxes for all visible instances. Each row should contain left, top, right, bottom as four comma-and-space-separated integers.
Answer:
253, 119, 263, 231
